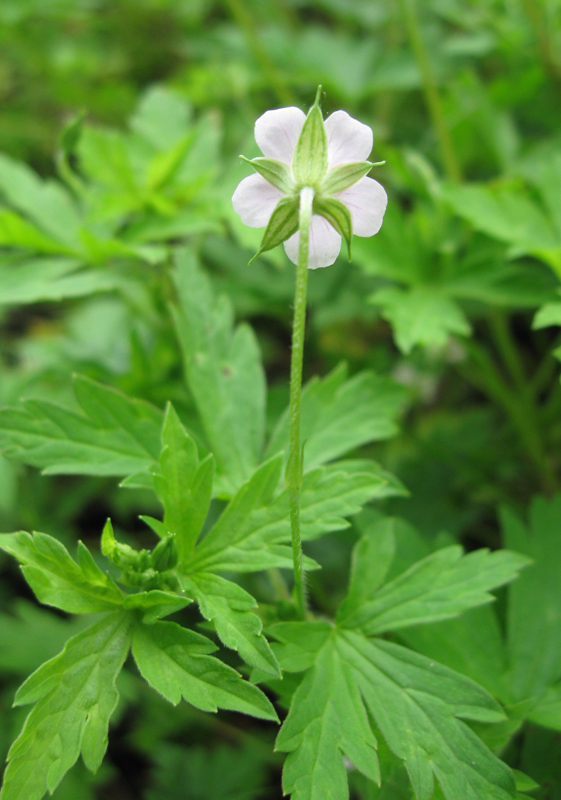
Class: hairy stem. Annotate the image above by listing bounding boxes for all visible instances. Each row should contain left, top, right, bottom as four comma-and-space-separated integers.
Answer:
400, 0, 462, 182
286, 186, 314, 620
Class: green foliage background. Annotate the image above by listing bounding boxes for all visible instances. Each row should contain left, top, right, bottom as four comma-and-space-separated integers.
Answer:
1, 0, 561, 798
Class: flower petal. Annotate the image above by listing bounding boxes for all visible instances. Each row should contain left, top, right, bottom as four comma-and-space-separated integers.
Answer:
255, 107, 306, 164
325, 110, 373, 168
283, 215, 342, 269
232, 174, 284, 228
336, 176, 388, 237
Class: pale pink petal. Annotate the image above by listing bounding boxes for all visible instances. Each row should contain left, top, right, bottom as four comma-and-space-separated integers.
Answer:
254, 107, 306, 164
232, 174, 284, 228
336, 177, 387, 237
325, 110, 373, 168
283, 215, 342, 269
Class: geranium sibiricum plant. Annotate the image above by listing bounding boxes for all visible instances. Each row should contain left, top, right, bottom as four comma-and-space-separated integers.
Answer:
233, 87, 387, 618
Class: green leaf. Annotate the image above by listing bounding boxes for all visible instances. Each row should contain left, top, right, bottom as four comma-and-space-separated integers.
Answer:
145, 133, 195, 192
59, 111, 86, 157
154, 405, 214, 563
337, 518, 396, 622
372, 285, 471, 354
337, 633, 515, 800
0, 153, 82, 248
0, 211, 75, 255
77, 126, 138, 197
189, 459, 395, 573
321, 161, 376, 194
533, 298, 561, 330
292, 87, 328, 187
130, 86, 192, 151
0, 257, 127, 305
1, 613, 133, 800
242, 156, 294, 193
273, 623, 515, 800
0, 600, 88, 676
442, 182, 561, 274
173, 249, 266, 494
131, 620, 278, 721
502, 495, 561, 702
313, 196, 353, 258
250, 196, 299, 263
181, 573, 280, 677
399, 605, 508, 702
339, 536, 530, 634
0, 532, 123, 614
276, 631, 380, 799
266, 363, 406, 472
0, 375, 162, 477
148, 741, 268, 800
123, 590, 192, 623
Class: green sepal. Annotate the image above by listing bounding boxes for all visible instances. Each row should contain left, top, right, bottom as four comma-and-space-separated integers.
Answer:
101, 518, 148, 570
321, 161, 379, 194
241, 156, 294, 193
313, 196, 353, 259
150, 534, 179, 572
249, 195, 299, 264
292, 86, 328, 187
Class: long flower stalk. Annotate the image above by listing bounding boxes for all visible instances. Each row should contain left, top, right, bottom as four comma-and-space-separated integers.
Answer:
286, 186, 314, 619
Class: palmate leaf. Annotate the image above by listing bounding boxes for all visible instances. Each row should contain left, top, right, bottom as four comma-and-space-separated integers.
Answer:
272, 623, 516, 800
371, 285, 471, 354
131, 620, 278, 721
275, 626, 380, 800
187, 458, 402, 574
0, 374, 162, 477
181, 573, 280, 677
270, 522, 530, 800
442, 179, 561, 274
0, 532, 123, 614
173, 248, 266, 495
338, 528, 530, 634
0, 613, 133, 800
266, 363, 407, 473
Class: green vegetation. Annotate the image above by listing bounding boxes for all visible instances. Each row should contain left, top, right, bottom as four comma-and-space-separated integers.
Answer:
1, 1, 561, 798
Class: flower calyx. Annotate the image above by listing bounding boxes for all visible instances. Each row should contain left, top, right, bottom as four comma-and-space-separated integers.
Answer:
232, 86, 388, 269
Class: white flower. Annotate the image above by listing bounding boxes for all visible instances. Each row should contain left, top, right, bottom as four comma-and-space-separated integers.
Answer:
232, 105, 388, 269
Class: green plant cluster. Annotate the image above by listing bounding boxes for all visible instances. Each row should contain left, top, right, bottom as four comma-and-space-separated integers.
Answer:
1, 1, 561, 799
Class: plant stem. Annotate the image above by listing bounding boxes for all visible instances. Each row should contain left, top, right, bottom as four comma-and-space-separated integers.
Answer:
222, 0, 294, 106
460, 337, 556, 494
400, 0, 462, 182
286, 186, 314, 620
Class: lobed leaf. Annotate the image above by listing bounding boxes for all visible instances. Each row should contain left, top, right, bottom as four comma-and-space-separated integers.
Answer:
276, 633, 380, 800
1, 613, 133, 800
181, 573, 280, 677
188, 459, 398, 573
339, 538, 530, 634
372, 285, 471, 354
173, 249, 266, 494
131, 620, 278, 721
0, 532, 123, 614
266, 363, 407, 472
0, 374, 162, 478
273, 621, 516, 800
